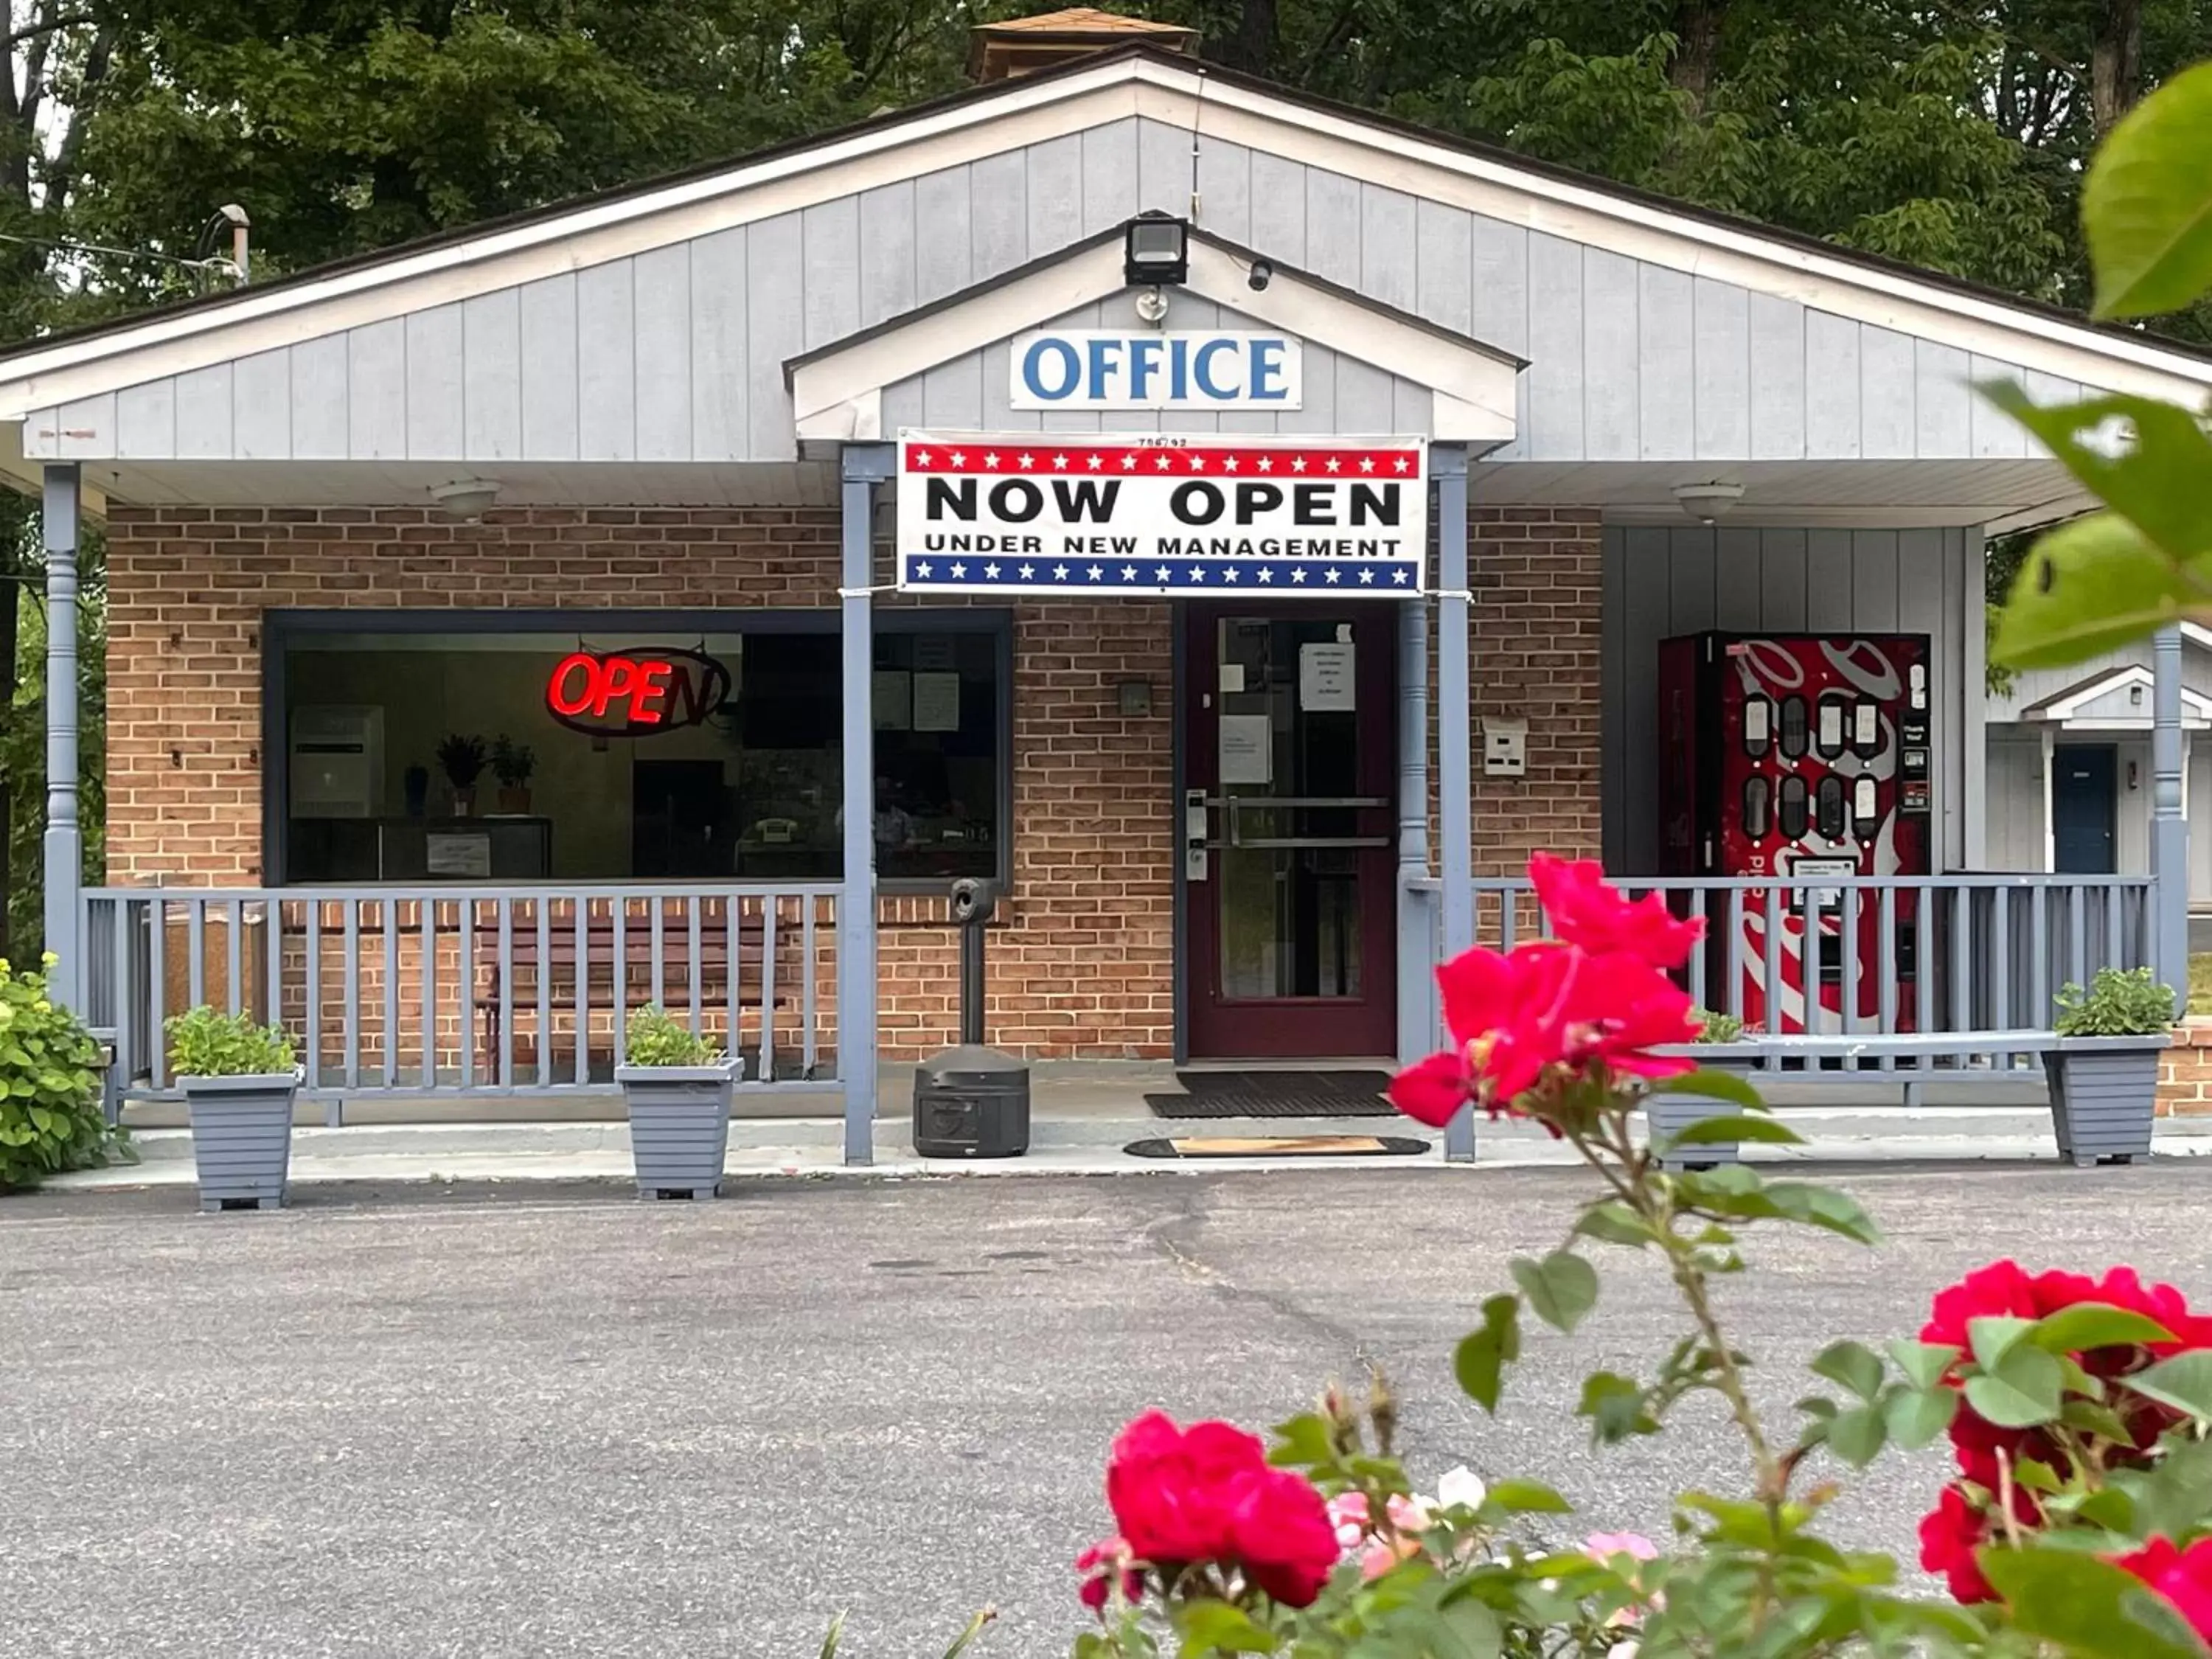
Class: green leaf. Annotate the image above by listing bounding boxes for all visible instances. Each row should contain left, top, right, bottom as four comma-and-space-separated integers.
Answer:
2062, 1399, 2136, 1443
2123, 1351, 2212, 1422
1811, 1340, 1886, 1402
1576, 1371, 1658, 1444
1666, 1113, 1806, 1148
1574, 1200, 1657, 1249
1173, 1600, 1280, 1655
1992, 512, 2203, 670
1969, 1315, 2038, 1372
1964, 1345, 2065, 1429
1978, 1546, 2212, 1659
1891, 1340, 1963, 1391
1826, 1404, 1887, 1467
1651, 1067, 1767, 1113
1761, 1181, 1882, 1245
2115, 1439, 2212, 1540
2027, 1303, 2180, 1357
1985, 389, 2212, 566
1267, 1413, 1336, 1471
1886, 1385, 1958, 1450
1510, 1251, 1599, 1334
1455, 1294, 1520, 1413
1484, 1479, 1572, 1514
2083, 60, 2212, 319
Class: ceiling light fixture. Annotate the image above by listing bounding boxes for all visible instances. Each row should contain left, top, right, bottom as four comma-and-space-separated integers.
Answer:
430, 478, 501, 520
1672, 481, 1745, 524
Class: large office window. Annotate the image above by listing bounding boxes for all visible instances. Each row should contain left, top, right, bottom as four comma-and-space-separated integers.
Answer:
269, 611, 1009, 887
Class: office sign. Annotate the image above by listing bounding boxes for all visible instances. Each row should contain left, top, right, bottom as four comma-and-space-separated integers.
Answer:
1008, 331, 1301, 410
895, 433, 1427, 597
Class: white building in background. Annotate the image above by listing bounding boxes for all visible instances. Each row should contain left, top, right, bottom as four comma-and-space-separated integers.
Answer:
1986, 624, 2212, 904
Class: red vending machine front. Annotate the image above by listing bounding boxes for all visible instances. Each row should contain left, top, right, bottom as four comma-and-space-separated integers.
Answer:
1657, 633, 1933, 1032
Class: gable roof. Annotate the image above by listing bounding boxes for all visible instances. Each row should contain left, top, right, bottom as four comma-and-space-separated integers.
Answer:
0, 43, 2205, 423
2024, 663, 2212, 725
784, 222, 1524, 445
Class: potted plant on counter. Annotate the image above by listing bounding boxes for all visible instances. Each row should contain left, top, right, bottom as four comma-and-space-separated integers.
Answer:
616, 1006, 742, 1200
437, 732, 487, 816
166, 1006, 302, 1212
2048, 965, 2176, 1167
1647, 1006, 1761, 1172
490, 734, 535, 814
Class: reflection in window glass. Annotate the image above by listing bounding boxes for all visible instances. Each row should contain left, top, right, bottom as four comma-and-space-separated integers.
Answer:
276, 619, 1003, 884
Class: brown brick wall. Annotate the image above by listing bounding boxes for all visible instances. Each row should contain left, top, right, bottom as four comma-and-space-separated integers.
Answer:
105, 505, 1172, 1060
2157, 1020, 2212, 1116
104, 501, 1597, 1063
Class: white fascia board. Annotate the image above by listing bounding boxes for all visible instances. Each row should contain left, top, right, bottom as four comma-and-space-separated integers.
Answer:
1130, 65, 2212, 404
791, 236, 1520, 449
2036, 666, 2149, 717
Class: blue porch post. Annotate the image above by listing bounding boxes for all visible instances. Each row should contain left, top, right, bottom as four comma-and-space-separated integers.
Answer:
1432, 445, 1477, 1163
2152, 622, 2189, 998
41, 463, 83, 1010
840, 442, 895, 1164
1396, 588, 1430, 1068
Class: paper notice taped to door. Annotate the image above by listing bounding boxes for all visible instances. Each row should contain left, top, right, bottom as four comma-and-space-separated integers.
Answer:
1220, 714, 1273, 785
1298, 642, 1355, 712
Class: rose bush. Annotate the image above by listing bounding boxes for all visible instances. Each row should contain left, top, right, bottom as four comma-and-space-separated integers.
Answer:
1062, 856, 2212, 1659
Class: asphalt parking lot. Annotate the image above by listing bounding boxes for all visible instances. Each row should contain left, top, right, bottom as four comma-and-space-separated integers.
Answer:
5, 1163, 2206, 1656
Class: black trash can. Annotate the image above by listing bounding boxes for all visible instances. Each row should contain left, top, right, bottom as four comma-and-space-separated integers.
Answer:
911, 879, 1031, 1158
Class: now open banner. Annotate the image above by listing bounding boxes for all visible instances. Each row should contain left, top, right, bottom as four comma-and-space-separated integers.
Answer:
894, 432, 1428, 598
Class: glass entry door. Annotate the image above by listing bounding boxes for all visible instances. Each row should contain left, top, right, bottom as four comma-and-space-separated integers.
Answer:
1183, 606, 1398, 1059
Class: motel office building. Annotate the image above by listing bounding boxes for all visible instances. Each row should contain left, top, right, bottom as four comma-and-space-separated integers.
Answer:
6, 13, 2210, 1158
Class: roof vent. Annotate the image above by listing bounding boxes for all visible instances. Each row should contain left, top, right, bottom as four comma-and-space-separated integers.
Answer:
969, 7, 1198, 83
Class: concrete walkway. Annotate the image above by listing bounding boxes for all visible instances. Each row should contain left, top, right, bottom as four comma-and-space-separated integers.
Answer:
44, 1093, 2212, 1194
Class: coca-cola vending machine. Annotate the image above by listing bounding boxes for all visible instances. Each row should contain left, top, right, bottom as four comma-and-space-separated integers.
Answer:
1657, 633, 1933, 1032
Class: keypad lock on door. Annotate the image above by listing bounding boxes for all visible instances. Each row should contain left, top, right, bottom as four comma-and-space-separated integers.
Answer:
1185, 789, 1208, 881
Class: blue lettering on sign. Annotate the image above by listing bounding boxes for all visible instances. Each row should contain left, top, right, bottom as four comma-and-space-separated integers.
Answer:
1008, 331, 1304, 409
1020, 337, 1083, 402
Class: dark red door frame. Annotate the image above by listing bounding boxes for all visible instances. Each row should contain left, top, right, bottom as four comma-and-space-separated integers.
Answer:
1180, 602, 1399, 1060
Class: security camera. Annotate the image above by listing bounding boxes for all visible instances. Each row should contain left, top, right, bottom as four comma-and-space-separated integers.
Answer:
950, 877, 998, 925
1247, 260, 1273, 292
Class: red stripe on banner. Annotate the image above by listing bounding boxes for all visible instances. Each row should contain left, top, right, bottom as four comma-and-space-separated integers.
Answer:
899, 443, 1425, 480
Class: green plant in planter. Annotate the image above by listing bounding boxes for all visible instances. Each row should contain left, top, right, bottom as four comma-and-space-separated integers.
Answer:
0, 953, 128, 1191
1691, 1005, 1745, 1043
437, 732, 487, 791
490, 734, 535, 787
2055, 965, 2179, 1037
623, 1005, 722, 1068
164, 1006, 296, 1077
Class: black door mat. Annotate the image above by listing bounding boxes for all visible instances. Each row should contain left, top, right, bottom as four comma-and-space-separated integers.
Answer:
1125, 1134, 1430, 1159
1144, 1069, 1397, 1119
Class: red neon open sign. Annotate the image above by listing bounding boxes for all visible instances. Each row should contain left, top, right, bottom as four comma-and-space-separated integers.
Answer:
546, 647, 731, 737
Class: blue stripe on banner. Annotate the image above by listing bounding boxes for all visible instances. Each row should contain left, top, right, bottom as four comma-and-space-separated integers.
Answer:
900, 555, 1425, 594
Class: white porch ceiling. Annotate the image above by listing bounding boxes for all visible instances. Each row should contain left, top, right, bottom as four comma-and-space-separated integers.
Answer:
1477, 458, 2089, 531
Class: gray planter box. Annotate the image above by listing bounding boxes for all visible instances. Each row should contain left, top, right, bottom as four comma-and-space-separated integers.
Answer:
1649, 1056, 1758, 1172
2048, 1034, 2169, 1168
616, 1061, 740, 1199
181, 1071, 302, 1212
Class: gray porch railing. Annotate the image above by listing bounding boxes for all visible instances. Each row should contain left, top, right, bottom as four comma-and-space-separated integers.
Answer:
83, 883, 842, 1116
1402, 873, 2155, 1074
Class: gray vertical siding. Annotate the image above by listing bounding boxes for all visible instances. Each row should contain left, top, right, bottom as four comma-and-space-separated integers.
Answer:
1986, 729, 2212, 901
46, 116, 2095, 463
1600, 526, 1982, 874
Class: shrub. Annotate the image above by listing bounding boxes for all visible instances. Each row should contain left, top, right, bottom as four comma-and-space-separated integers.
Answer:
490, 734, 535, 786
2054, 964, 2177, 1037
164, 1006, 296, 1078
0, 953, 127, 1192
437, 732, 487, 789
622, 1006, 721, 1068
1691, 1005, 1745, 1043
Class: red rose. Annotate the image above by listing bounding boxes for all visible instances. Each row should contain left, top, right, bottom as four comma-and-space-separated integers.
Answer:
2115, 1538, 2212, 1639
1919, 1484, 1995, 1604
1076, 1536, 1142, 1616
1392, 937, 1700, 1129
1529, 852, 1703, 970
1225, 1465, 1341, 1607
1102, 1411, 1339, 1608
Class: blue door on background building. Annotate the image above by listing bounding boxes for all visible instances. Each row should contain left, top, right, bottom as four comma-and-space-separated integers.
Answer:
2052, 745, 2118, 874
